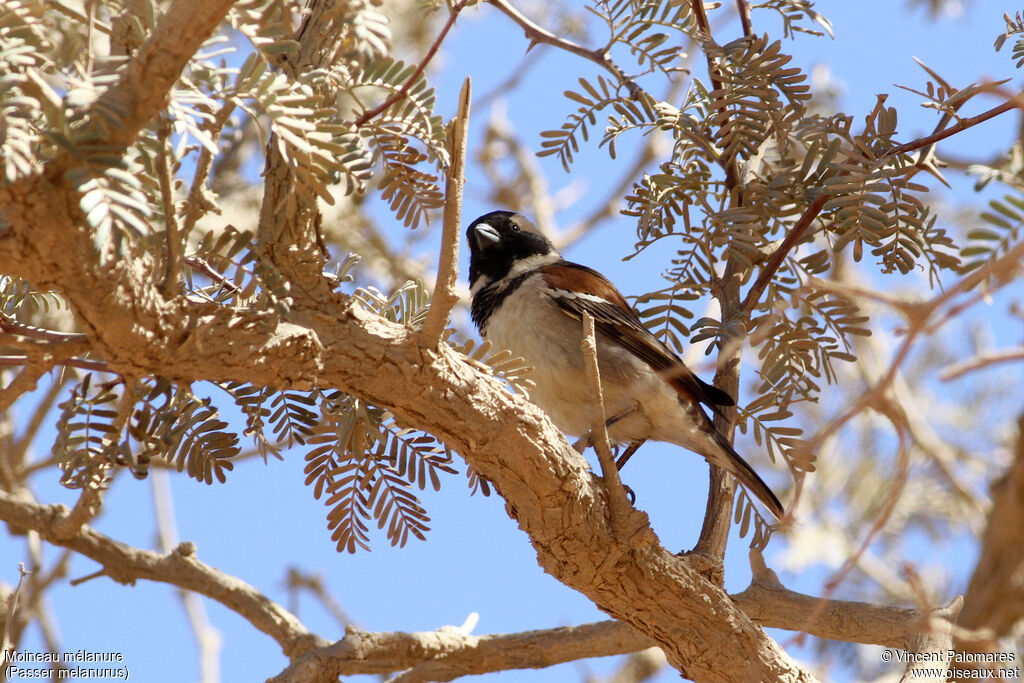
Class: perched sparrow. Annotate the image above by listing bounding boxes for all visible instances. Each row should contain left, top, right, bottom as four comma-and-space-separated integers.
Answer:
466, 210, 784, 519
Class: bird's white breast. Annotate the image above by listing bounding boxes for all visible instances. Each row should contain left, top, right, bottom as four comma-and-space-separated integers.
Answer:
483, 275, 684, 443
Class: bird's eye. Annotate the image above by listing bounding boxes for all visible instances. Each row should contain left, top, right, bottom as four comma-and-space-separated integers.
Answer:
510, 223, 520, 231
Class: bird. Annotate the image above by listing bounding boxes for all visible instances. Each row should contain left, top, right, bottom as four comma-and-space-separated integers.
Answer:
465, 210, 784, 519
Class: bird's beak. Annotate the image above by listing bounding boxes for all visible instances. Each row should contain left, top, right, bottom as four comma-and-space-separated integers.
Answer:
470, 223, 501, 250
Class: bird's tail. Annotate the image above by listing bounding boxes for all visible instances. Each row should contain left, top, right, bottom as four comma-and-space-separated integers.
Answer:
708, 430, 785, 520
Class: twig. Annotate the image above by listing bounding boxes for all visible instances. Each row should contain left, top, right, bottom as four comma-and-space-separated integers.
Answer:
689, 0, 740, 191
883, 97, 1019, 158
157, 119, 183, 297
580, 312, 632, 520
354, 1, 471, 128
735, 0, 753, 38
0, 328, 94, 420
487, 0, 642, 97
478, 104, 559, 238
742, 94, 1023, 316
474, 47, 545, 109
940, 347, 1024, 381
740, 193, 829, 315
811, 403, 912, 621
50, 0, 112, 34
419, 77, 471, 348
181, 102, 236, 238
69, 568, 106, 586
285, 567, 356, 630
1, 563, 29, 654
181, 253, 248, 299
559, 80, 681, 250
0, 318, 87, 345
152, 470, 222, 683
0, 363, 49, 416
0, 355, 109, 373
10, 374, 71, 475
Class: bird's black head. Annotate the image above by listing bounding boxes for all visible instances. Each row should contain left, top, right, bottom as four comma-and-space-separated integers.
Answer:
466, 210, 555, 288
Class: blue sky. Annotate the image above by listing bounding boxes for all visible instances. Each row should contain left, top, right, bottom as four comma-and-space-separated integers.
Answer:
4, 2, 1022, 682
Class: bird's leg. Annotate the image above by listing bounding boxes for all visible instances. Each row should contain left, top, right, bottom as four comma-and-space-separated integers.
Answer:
604, 406, 635, 428
615, 440, 645, 470
573, 406, 637, 454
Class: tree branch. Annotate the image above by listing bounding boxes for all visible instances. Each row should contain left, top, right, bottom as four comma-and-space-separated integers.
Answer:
956, 413, 1024, 643
581, 312, 632, 522
354, 1, 471, 128
87, 0, 238, 149
733, 550, 959, 651
940, 347, 1024, 381
419, 77, 471, 348
0, 206, 816, 680
740, 193, 829, 315
487, 0, 642, 97
151, 470, 222, 683
0, 490, 327, 659
269, 621, 654, 683
883, 97, 1019, 158
0, 318, 87, 345
0, 355, 109, 374
268, 568, 959, 683
741, 94, 1023, 316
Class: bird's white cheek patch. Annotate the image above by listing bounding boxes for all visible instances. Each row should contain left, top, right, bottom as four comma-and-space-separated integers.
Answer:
469, 277, 491, 296
505, 252, 561, 280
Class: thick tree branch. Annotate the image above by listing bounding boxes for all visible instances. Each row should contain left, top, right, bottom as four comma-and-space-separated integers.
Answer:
733, 551, 959, 651
0, 208, 814, 680
0, 489, 327, 659
88, 0, 238, 149
957, 413, 1024, 642
268, 571, 957, 682
269, 621, 654, 683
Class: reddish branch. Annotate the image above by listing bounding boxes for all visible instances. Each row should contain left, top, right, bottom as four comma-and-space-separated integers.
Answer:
735, 0, 754, 39
354, 0, 471, 128
740, 192, 829, 314
0, 355, 108, 372
884, 98, 1018, 157
741, 95, 1023, 315
487, 0, 642, 98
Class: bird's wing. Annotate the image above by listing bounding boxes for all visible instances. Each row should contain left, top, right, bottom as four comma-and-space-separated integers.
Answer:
539, 262, 735, 411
